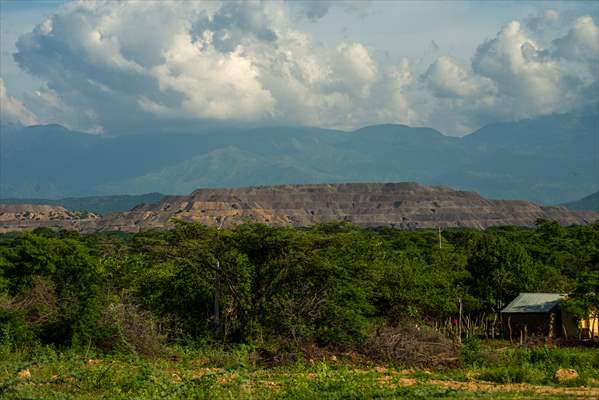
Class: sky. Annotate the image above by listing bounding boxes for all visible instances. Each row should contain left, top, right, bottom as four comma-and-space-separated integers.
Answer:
0, 0, 598, 136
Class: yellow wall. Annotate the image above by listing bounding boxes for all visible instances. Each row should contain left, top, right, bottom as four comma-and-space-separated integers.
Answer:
579, 315, 599, 338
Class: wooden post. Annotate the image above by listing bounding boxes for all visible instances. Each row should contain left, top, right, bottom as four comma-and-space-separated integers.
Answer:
508, 316, 512, 342
524, 325, 528, 344
520, 329, 523, 346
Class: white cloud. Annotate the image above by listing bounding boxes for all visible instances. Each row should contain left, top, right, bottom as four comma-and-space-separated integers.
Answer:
420, 16, 599, 132
21, 84, 103, 133
472, 21, 567, 117
424, 56, 492, 98
8, 1, 599, 135
335, 42, 378, 96
143, 34, 276, 120
11, 0, 396, 132
0, 78, 38, 126
553, 15, 599, 62
471, 20, 593, 119
380, 59, 421, 126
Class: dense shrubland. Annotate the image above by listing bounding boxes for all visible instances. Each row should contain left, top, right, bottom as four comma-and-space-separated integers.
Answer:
0, 220, 597, 359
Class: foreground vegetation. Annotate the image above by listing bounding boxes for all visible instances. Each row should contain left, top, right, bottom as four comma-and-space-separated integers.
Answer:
0, 220, 598, 397
2, 342, 598, 399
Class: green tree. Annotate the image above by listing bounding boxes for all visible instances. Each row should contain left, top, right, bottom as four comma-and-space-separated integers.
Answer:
0, 232, 105, 346
465, 235, 538, 312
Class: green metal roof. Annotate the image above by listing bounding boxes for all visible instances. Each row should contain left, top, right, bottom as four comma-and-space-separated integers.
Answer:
501, 293, 567, 314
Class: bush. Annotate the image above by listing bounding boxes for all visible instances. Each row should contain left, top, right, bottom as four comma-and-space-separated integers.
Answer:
97, 296, 166, 355
460, 335, 482, 366
0, 233, 106, 347
0, 311, 36, 355
0, 277, 56, 351
365, 320, 459, 368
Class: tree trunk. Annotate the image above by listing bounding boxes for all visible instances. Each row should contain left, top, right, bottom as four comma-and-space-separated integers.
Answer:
214, 259, 221, 337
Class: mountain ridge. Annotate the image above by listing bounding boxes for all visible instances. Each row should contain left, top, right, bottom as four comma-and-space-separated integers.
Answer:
561, 190, 599, 212
1, 112, 597, 204
0, 193, 165, 215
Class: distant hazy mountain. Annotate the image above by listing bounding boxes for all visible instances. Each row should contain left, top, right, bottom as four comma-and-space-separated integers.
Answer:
561, 191, 599, 212
1, 113, 597, 204
0, 193, 165, 215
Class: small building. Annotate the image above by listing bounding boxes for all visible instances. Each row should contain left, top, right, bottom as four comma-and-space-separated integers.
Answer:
500, 293, 590, 339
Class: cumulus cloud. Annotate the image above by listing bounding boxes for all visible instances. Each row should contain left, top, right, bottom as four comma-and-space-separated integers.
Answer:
0, 78, 38, 126
553, 16, 599, 62
8, 1, 599, 135
472, 19, 598, 119
11, 0, 396, 132
141, 36, 276, 120
424, 56, 493, 98
377, 59, 421, 126
421, 16, 598, 131
12, 1, 284, 131
335, 43, 378, 96
471, 21, 574, 118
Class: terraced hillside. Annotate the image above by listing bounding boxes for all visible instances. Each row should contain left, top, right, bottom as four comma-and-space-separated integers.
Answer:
2, 183, 597, 233
96, 183, 599, 232
0, 204, 98, 233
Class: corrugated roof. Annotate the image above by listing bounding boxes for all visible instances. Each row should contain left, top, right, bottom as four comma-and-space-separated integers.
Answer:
501, 293, 567, 313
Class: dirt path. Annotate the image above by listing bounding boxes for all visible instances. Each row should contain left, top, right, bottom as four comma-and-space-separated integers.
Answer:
429, 379, 596, 397
386, 375, 598, 398
360, 368, 597, 398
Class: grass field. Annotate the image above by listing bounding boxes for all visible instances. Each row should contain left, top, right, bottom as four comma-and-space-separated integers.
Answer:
1, 342, 598, 399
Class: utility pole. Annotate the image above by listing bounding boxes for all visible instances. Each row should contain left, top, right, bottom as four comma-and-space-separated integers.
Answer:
458, 296, 463, 343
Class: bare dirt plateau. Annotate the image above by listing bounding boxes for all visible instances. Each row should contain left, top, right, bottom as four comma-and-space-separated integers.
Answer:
0, 204, 99, 233
3, 183, 595, 233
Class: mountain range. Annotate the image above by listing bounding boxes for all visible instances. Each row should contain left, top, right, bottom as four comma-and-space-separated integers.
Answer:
1, 112, 597, 205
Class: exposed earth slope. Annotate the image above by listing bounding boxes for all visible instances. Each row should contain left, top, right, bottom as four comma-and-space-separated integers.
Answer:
2, 183, 595, 233
0, 204, 98, 233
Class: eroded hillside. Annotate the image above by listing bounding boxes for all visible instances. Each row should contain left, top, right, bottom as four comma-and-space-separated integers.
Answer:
3, 183, 595, 233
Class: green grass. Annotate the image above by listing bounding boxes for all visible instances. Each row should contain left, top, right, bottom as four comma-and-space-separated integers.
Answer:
1, 343, 598, 399
468, 341, 599, 386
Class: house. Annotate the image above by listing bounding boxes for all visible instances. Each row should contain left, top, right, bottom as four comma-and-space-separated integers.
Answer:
500, 293, 598, 340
